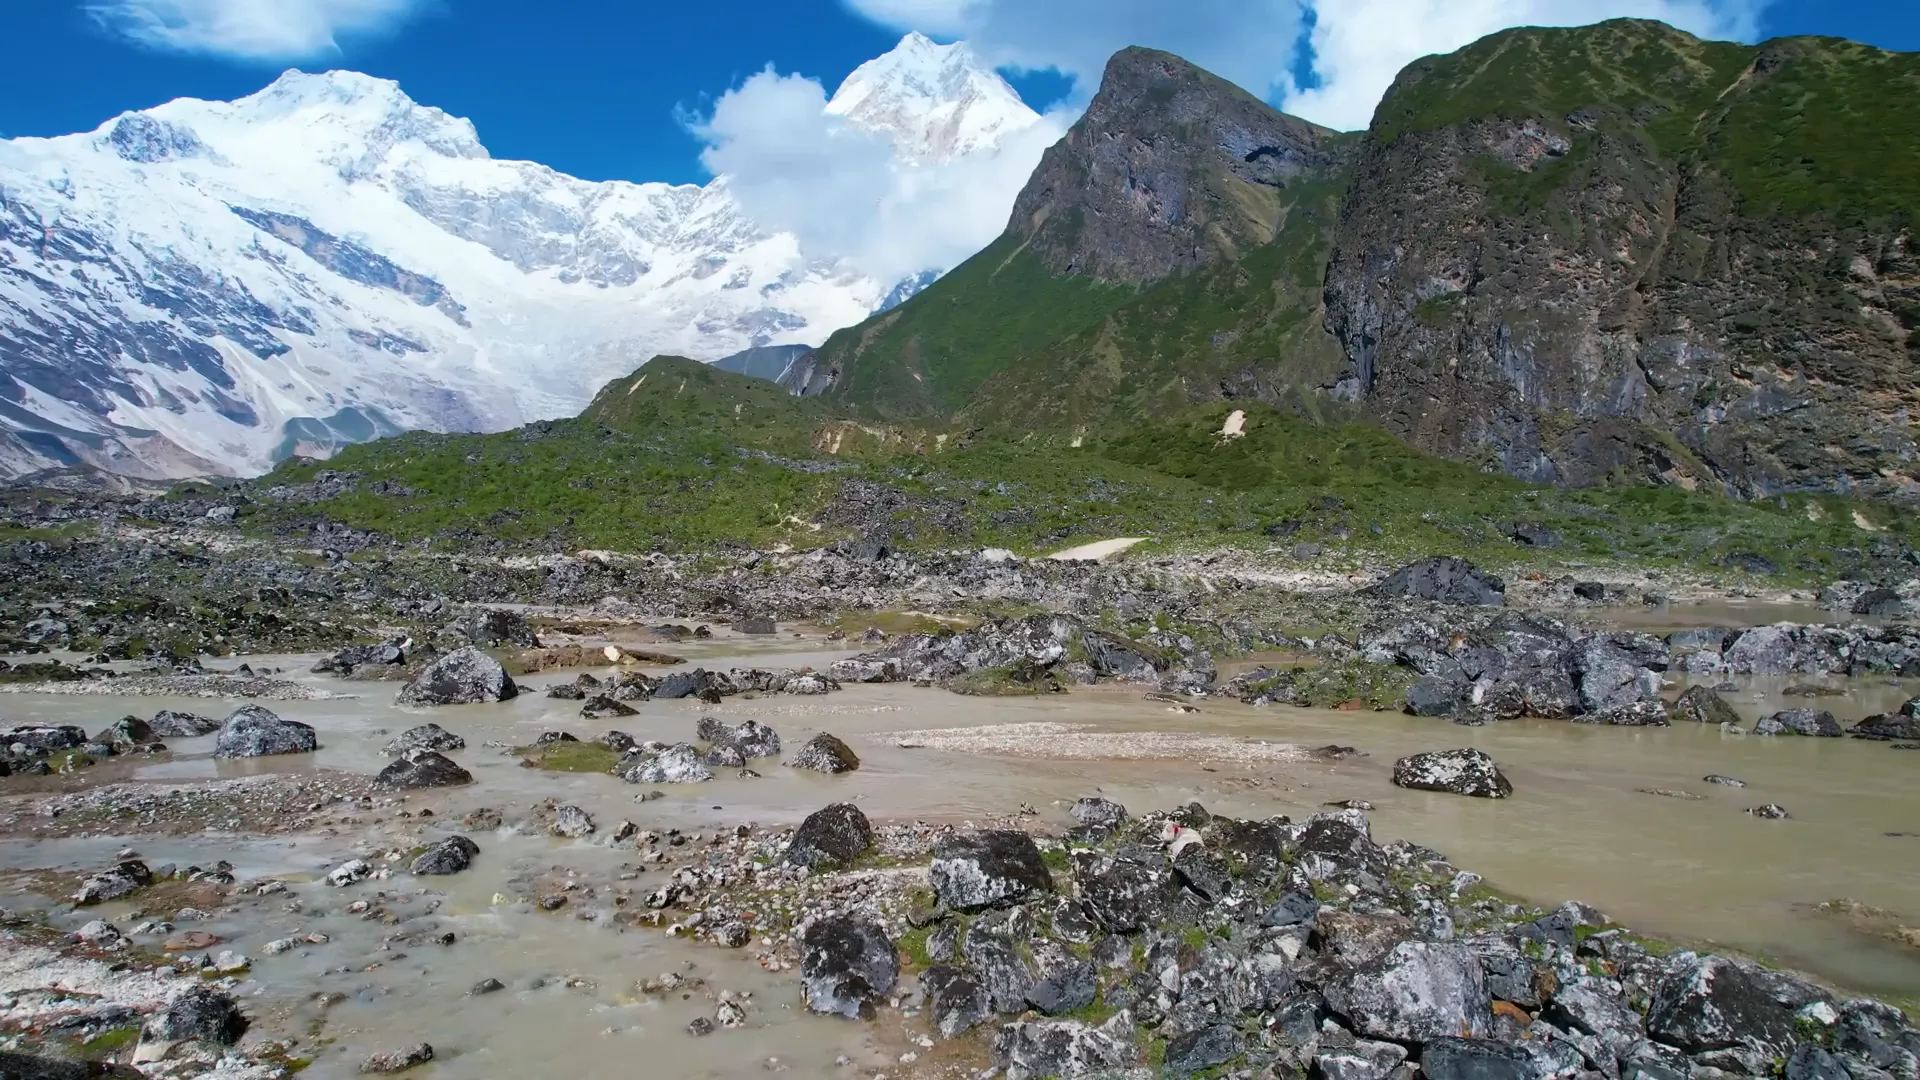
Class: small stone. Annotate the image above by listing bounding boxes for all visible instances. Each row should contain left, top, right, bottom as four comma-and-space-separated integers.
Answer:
360, 1043, 434, 1073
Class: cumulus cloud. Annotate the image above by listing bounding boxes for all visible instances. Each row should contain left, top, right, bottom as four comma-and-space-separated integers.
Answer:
844, 0, 1768, 131
690, 66, 1072, 286
85, 0, 433, 61
846, 0, 1306, 103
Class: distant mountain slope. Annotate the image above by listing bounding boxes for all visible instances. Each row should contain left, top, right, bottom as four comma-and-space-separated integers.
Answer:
793, 23, 1920, 502
712, 344, 812, 383
0, 34, 1039, 480
1323, 19, 1920, 499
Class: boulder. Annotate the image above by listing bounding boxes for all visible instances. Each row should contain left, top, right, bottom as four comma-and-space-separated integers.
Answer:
1645, 955, 1829, 1057
1671, 686, 1741, 725
361, 1043, 434, 1073
1850, 713, 1920, 741
799, 916, 898, 1019
0, 725, 88, 754
1314, 910, 1417, 966
1392, 748, 1513, 798
703, 741, 748, 768
381, 723, 465, 755
705, 718, 781, 758
148, 710, 219, 737
1371, 557, 1506, 607
921, 965, 992, 1039
1024, 946, 1098, 1015
1316, 1039, 1409, 1080
1069, 796, 1128, 833
395, 647, 518, 706
0, 1051, 141, 1078
619, 743, 713, 784
929, 830, 1055, 911
212, 705, 317, 758
962, 914, 1037, 1014
139, 985, 247, 1052
1165, 1024, 1243, 1076
827, 657, 904, 683
991, 1013, 1137, 1080
787, 732, 860, 773
737, 616, 776, 635
580, 695, 636, 719
376, 750, 473, 788
1421, 1037, 1585, 1080
1852, 589, 1906, 617
547, 805, 594, 838
74, 860, 153, 905
410, 835, 480, 875
1329, 940, 1491, 1042
1405, 676, 1464, 717
783, 803, 875, 870
92, 716, 160, 752
460, 607, 538, 648
1753, 708, 1843, 737
1071, 850, 1185, 932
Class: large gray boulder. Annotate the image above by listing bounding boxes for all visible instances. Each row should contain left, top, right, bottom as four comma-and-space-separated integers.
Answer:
382, 723, 466, 755
459, 607, 538, 648
991, 1013, 1137, 1080
1328, 940, 1491, 1043
1753, 708, 1843, 737
929, 830, 1054, 911
149, 710, 219, 737
921, 965, 992, 1039
783, 803, 875, 870
787, 732, 860, 773
799, 916, 898, 1019
376, 750, 473, 788
410, 835, 480, 875
1, 725, 88, 754
395, 647, 518, 706
1421, 1037, 1585, 1080
1671, 685, 1741, 725
139, 985, 247, 1052
1392, 748, 1513, 798
1371, 557, 1505, 607
619, 743, 713, 783
1645, 955, 1829, 1058
212, 705, 317, 758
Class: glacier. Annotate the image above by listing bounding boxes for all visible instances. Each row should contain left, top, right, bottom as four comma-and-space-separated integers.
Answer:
0, 33, 1038, 479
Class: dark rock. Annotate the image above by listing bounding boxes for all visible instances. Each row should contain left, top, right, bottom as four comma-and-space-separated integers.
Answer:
1852, 589, 1906, 617
930, 830, 1054, 911
1261, 890, 1321, 928
148, 710, 219, 737
1371, 556, 1506, 607
1024, 944, 1098, 1015
1509, 523, 1564, 548
1328, 940, 1490, 1042
1671, 686, 1741, 725
1785, 1044, 1851, 1080
74, 859, 153, 905
410, 836, 480, 875
92, 716, 159, 751
1422, 1036, 1585, 1080
705, 718, 781, 758
737, 616, 776, 635
0, 725, 88, 753
1165, 1023, 1242, 1076
212, 705, 317, 758
1405, 676, 1464, 717
469, 977, 506, 995
1725, 552, 1778, 576
921, 964, 991, 1038
799, 916, 898, 1019
1703, 774, 1747, 787
1753, 708, 1843, 737
360, 1043, 433, 1073
0, 1051, 142, 1077
1069, 795, 1128, 833
1645, 954, 1828, 1057
395, 647, 518, 706
141, 985, 247, 1048
961, 914, 1036, 1014
579, 695, 636, 719
1071, 849, 1184, 932
1849, 713, 1920, 741
703, 741, 747, 768
783, 803, 875, 870
991, 1013, 1136, 1080
460, 607, 538, 648
787, 732, 860, 773
1748, 803, 1791, 819
381, 723, 465, 755
1392, 748, 1513, 798
1314, 910, 1417, 965
377, 750, 472, 788
597, 730, 636, 754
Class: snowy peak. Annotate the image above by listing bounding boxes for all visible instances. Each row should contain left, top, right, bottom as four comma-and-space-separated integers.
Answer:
827, 32, 1039, 162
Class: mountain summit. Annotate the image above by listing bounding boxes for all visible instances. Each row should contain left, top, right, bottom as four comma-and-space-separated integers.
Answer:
0, 35, 1033, 480
826, 32, 1039, 163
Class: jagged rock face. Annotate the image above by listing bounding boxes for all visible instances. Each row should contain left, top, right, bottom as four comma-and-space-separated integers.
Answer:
1323, 21, 1920, 500
1007, 47, 1342, 285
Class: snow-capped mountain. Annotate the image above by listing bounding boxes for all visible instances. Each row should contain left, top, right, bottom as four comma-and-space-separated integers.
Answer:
0, 34, 1042, 479
826, 32, 1038, 162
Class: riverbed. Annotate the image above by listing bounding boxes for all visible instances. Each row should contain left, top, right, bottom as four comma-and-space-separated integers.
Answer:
1, 633, 1916, 1076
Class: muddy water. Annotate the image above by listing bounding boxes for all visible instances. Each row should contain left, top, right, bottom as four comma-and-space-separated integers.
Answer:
3, 638, 1920, 1075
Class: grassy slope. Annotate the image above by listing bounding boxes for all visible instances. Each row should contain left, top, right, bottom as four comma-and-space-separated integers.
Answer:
261, 360, 1913, 578
807, 234, 1137, 421
1375, 18, 1920, 226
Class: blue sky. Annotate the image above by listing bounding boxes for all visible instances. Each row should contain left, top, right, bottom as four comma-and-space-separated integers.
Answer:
1, 0, 1914, 188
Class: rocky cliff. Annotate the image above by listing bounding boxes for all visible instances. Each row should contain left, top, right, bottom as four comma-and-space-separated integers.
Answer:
1323, 20, 1920, 500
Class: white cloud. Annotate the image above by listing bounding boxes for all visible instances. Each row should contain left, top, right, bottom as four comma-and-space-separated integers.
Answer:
85, 0, 432, 60
846, 0, 1307, 103
1281, 0, 1768, 131
690, 66, 1073, 286
843, 0, 1768, 131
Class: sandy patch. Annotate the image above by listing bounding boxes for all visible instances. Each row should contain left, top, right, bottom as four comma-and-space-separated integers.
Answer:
881, 721, 1310, 765
1046, 537, 1146, 562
